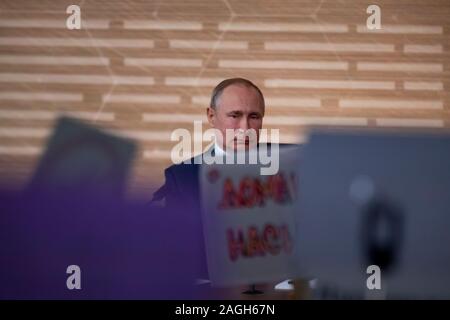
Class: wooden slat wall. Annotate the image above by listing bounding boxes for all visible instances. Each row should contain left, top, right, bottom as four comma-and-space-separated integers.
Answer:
0, 0, 449, 199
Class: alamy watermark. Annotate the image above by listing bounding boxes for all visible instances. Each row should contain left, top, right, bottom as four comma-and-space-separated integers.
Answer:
66, 264, 81, 290
366, 4, 381, 30
170, 121, 280, 175
66, 5, 81, 30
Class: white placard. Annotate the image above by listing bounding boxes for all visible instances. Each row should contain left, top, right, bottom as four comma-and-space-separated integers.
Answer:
200, 147, 300, 286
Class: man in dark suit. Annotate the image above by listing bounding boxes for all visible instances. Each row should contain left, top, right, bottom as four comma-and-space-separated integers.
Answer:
151, 77, 267, 207
151, 77, 270, 281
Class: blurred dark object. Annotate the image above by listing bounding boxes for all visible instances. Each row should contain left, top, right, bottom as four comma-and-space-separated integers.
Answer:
296, 128, 450, 299
26, 116, 137, 199
0, 117, 204, 299
360, 196, 404, 274
0, 189, 203, 299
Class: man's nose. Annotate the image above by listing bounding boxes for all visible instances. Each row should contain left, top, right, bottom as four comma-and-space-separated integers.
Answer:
239, 117, 250, 130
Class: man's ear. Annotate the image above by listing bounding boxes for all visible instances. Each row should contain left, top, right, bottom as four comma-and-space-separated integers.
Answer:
206, 107, 215, 127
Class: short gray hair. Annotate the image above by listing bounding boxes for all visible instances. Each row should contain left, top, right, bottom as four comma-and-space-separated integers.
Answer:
209, 78, 265, 110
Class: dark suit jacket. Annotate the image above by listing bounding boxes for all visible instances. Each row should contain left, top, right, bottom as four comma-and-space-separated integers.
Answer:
150, 146, 214, 279
151, 146, 211, 213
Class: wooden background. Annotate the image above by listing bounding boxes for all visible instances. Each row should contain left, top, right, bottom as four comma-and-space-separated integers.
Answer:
0, 0, 449, 199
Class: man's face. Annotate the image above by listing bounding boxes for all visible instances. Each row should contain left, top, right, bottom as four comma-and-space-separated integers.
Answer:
207, 84, 264, 151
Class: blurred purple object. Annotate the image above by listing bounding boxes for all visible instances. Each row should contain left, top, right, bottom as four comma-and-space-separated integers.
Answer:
0, 189, 204, 299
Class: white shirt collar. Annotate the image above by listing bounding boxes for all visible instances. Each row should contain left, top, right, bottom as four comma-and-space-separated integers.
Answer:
214, 141, 259, 156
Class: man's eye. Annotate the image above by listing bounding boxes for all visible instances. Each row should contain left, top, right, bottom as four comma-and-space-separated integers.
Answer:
250, 115, 260, 119
230, 114, 238, 118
